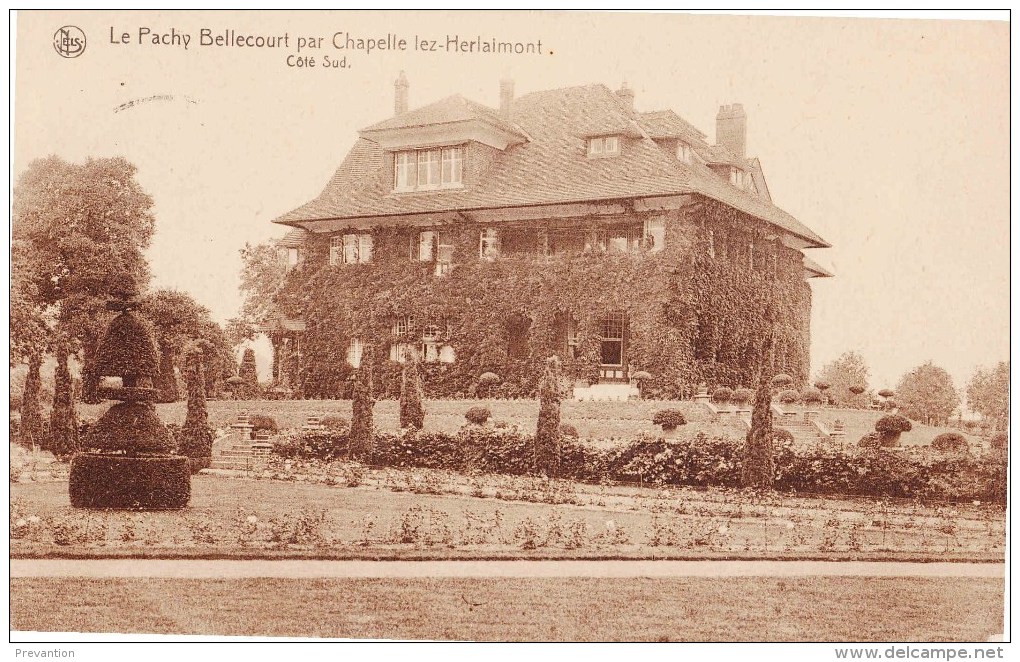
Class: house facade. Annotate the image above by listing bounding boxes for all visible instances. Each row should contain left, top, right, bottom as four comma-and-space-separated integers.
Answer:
267, 74, 831, 400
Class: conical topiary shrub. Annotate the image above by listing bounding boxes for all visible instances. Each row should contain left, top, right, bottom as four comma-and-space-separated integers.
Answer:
69, 298, 190, 510
535, 355, 563, 477
399, 358, 425, 430
179, 340, 215, 473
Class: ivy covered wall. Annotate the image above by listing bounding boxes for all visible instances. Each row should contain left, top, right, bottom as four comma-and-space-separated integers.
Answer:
274, 198, 813, 399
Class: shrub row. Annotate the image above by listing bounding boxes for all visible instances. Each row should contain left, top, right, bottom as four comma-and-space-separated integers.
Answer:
271, 427, 1006, 504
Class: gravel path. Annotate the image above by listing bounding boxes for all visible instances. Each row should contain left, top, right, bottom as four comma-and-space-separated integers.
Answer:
11, 559, 1005, 579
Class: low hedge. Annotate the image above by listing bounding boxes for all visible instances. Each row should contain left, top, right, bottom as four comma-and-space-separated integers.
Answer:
69, 454, 190, 509
269, 426, 1006, 504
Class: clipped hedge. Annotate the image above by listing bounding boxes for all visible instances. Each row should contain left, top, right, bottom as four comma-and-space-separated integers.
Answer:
81, 402, 174, 454
69, 454, 190, 509
269, 425, 1006, 504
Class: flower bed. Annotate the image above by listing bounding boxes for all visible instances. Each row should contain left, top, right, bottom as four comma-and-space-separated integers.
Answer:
9, 470, 1005, 559
269, 426, 1007, 505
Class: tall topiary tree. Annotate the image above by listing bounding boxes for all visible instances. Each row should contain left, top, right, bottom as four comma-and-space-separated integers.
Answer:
399, 358, 425, 429
535, 355, 563, 477
350, 345, 375, 461
47, 338, 79, 457
238, 347, 258, 398
179, 340, 215, 472
742, 328, 776, 490
69, 297, 190, 509
20, 351, 44, 450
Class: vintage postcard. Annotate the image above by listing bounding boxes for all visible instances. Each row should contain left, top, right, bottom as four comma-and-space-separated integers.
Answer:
8, 8, 1010, 654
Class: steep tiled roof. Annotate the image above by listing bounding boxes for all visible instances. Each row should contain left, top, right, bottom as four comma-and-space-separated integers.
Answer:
273, 83, 828, 248
360, 94, 524, 138
277, 228, 308, 248
638, 110, 707, 142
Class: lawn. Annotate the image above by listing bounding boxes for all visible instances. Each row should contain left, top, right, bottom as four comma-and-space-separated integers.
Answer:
10, 472, 1005, 560
10, 576, 1004, 641
811, 408, 987, 449
76, 398, 746, 441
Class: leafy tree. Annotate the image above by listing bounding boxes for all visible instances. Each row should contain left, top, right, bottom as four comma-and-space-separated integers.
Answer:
966, 361, 1008, 430
140, 290, 220, 403
238, 241, 287, 327
238, 347, 259, 398
895, 361, 960, 426
535, 355, 564, 477
399, 359, 425, 429
815, 351, 872, 407
12, 156, 155, 420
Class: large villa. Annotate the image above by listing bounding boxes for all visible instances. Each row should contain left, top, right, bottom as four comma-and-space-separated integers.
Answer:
263, 74, 831, 400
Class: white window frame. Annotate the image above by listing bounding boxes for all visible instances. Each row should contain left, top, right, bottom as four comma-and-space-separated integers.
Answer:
393, 146, 464, 192
436, 233, 454, 276
347, 338, 364, 368
421, 324, 441, 363
479, 228, 500, 260
677, 141, 693, 164
329, 236, 343, 266
392, 315, 415, 338
643, 218, 665, 253
414, 231, 435, 262
587, 136, 621, 157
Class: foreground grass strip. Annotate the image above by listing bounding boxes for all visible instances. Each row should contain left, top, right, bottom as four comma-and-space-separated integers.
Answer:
10, 559, 1006, 579
11, 577, 1004, 641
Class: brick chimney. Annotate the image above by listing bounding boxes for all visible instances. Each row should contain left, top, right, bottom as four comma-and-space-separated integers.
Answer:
394, 71, 409, 115
499, 78, 514, 118
616, 81, 635, 109
716, 103, 747, 158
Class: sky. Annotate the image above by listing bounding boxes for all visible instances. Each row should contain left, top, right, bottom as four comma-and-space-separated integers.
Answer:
12, 10, 1010, 393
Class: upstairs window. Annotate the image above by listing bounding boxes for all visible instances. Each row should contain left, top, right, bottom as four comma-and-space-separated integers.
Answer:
587, 135, 621, 157
479, 228, 500, 260
677, 141, 693, 164
346, 338, 364, 368
643, 218, 665, 252
330, 234, 372, 265
394, 146, 463, 192
414, 230, 455, 276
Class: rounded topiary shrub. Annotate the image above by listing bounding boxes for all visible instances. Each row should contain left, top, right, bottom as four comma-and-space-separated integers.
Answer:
69, 454, 190, 509
878, 389, 895, 399
813, 380, 830, 392
801, 387, 824, 406
712, 387, 733, 404
932, 432, 969, 453
478, 372, 501, 386
771, 374, 793, 388
875, 414, 912, 434
249, 414, 278, 434
559, 423, 579, 439
731, 388, 753, 406
95, 311, 160, 385
990, 432, 1008, 451
465, 406, 491, 426
849, 385, 866, 395
81, 402, 175, 454
778, 389, 800, 404
652, 409, 687, 431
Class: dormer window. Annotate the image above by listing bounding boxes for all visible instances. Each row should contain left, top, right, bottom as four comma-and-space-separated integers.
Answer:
729, 167, 745, 188
588, 135, 621, 157
677, 141, 693, 164
393, 146, 464, 192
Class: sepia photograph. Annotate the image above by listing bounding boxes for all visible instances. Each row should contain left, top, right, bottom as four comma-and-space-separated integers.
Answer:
7, 8, 1011, 653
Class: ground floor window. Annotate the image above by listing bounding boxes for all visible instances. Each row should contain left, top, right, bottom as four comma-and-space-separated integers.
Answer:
600, 312, 626, 366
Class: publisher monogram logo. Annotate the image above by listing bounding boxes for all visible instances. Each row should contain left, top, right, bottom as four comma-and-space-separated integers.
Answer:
53, 26, 86, 58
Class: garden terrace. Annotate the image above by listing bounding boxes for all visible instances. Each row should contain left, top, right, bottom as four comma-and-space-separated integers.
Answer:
78, 398, 740, 441
10, 468, 1005, 561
